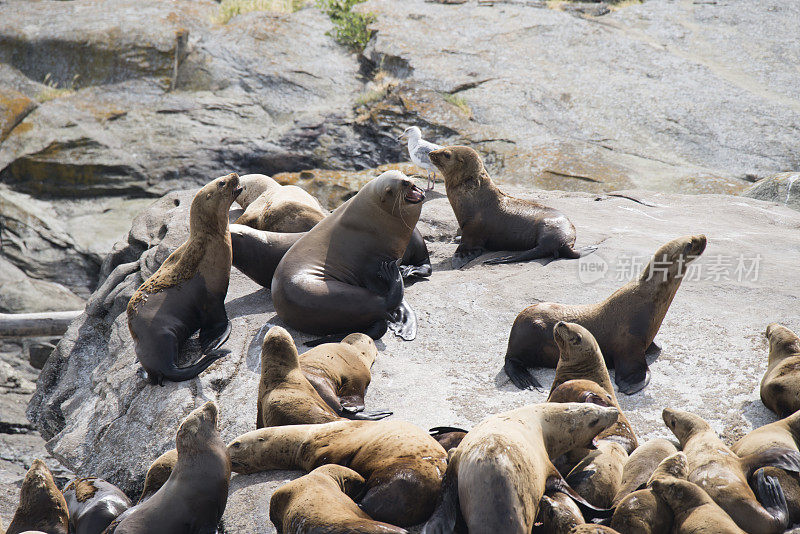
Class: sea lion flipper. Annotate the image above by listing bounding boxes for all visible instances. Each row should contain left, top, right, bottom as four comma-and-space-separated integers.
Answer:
421, 472, 460, 534
504, 358, 542, 390
160, 350, 228, 382
452, 246, 483, 270
199, 320, 231, 354
546, 475, 614, 519
483, 245, 554, 265
754, 468, 789, 524
349, 410, 393, 421
387, 299, 417, 341
614, 359, 650, 395
400, 263, 432, 279
741, 448, 800, 477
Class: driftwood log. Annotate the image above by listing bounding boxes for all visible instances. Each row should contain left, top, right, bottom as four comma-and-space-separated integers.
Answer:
0, 311, 82, 338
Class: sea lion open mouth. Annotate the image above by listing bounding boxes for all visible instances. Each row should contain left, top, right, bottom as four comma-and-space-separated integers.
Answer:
233, 185, 244, 197
405, 184, 425, 204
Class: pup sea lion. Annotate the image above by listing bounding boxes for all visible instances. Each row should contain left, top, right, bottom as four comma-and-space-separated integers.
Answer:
505, 234, 707, 394
107, 402, 230, 534
422, 402, 619, 534
760, 323, 800, 417
272, 170, 425, 341
227, 420, 447, 526
663, 408, 799, 534
234, 173, 326, 232
650, 475, 746, 534
733, 409, 800, 525
299, 332, 391, 420
427, 145, 582, 268
127, 173, 242, 384
610, 451, 689, 534
612, 438, 679, 505
138, 449, 177, 503
63, 477, 131, 534
536, 493, 584, 533
269, 464, 408, 534
5, 459, 69, 534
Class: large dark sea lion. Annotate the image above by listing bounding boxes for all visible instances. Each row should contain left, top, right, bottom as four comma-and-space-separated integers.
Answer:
271, 170, 425, 341
106, 402, 230, 534
227, 420, 447, 526
760, 323, 800, 417
428, 145, 582, 268
127, 173, 242, 384
63, 477, 131, 534
234, 173, 326, 232
505, 234, 707, 394
422, 403, 619, 534
5, 459, 69, 534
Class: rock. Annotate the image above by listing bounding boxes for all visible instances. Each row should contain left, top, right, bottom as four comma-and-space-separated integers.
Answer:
28, 340, 58, 371
742, 172, 800, 212
0, 87, 36, 142
0, 257, 85, 313
28, 181, 800, 531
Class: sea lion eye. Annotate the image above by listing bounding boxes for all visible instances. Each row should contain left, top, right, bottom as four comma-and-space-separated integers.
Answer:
217, 181, 225, 189
444, 152, 451, 160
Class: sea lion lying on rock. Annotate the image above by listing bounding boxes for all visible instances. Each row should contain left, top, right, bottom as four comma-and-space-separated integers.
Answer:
428, 145, 585, 268
234, 173, 326, 232
505, 234, 707, 394
127, 173, 242, 384
63, 477, 131, 534
760, 323, 800, 417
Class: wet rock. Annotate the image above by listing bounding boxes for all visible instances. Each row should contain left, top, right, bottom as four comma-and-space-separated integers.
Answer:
742, 172, 800, 212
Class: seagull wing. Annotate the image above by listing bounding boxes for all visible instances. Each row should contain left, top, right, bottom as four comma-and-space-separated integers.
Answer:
413, 140, 443, 168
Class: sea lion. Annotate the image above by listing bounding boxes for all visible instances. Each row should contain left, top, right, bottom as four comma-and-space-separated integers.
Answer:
234, 173, 326, 232
427, 145, 583, 269
127, 173, 242, 384
232, 224, 431, 288
227, 419, 447, 526
760, 323, 800, 417
732, 409, 800, 525
271, 170, 425, 341
269, 464, 408, 534
663, 407, 800, 534
299, 332, 391, 420
613, 438, 679, 505
610, 451, 689, 534
650, 474, 746, 534
570, 526, 621, 533
63, 477, 131, 534
138, 449, 177, 503
536, 493, 584, 533
422, 402, 620, 534
429, 427, 468, 452
5, 459, 69, 534
504, 234, 707, 394
106, 402, 230, 534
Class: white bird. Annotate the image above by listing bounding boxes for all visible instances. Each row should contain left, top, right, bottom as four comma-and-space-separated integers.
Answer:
399, 126, 442, 190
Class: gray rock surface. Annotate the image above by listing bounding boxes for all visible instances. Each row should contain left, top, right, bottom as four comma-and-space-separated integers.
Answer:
28, 181, 800, 532
742, 172, 800, 212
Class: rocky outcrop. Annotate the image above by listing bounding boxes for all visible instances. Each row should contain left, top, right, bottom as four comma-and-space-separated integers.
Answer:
28, 183, 800, 531
742, 172, 800, 212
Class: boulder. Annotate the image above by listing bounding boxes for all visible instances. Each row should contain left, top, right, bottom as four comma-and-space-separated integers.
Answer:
28, 182, 800, 531
742, 172, 800, 212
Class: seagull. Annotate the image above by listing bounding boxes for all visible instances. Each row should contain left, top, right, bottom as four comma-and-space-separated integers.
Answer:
398, 126, 442, 190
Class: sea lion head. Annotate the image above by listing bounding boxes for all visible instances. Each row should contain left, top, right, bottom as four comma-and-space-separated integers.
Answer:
176, 401, 220, 455
261, 326, 300, 373
236, 174, 279, 208
370, 170, 426, 217
538, 494, 582, 532
648, 451, 688, 485
553, 321, 602, 364
650, 475, 705, 512
640, 234, 707, 283
342, 333, 378, 368
429, 146, 485, 189
549, 379, 614, 407
766, 323, 800, 357
662, 408, 710, 446
12, 458, 68, 529
190, 173, 242, 236
537, 402, 619, 452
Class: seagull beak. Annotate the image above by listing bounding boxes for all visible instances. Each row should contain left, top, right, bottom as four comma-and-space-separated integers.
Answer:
398, 133, 407, 141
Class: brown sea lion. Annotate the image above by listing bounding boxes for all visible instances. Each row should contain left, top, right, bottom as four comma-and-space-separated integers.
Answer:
269, 464, 408, 534
733, 409, 800, 525
63, 477, 131, 534
227, 420, 447, 526
138, 449, 177, 503
299, 332, 391, 420
650, 475, 746, 534
569, 526, 621, 533
106, 402, 230, 534
272, 171, 425, 342
5, 459, 69, 534
422, 403, 620, 534
504, 234, 707, 394
610, 451, 689, 534
231, 224, 431, 288
760, 323, 800, 417
427, 145, 584, 269
127, 173, 242, 384
234, 173, 326, 232
663, 408, 800, 534
612, 438, 679, 505
536, 493, 584, 533
428, 427, 468, 452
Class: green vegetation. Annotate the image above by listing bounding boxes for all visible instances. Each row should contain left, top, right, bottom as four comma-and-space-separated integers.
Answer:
36, 74, 77, 103
316, 0, 375, 52
443, 92, 472, 118
214, 0, 307, 24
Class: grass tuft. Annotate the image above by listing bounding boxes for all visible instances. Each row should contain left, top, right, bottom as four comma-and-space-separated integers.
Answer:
36, 73, 77, 103
443, 92, 472, 118
316, 0, 375, 52
214, 0, 308, 24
